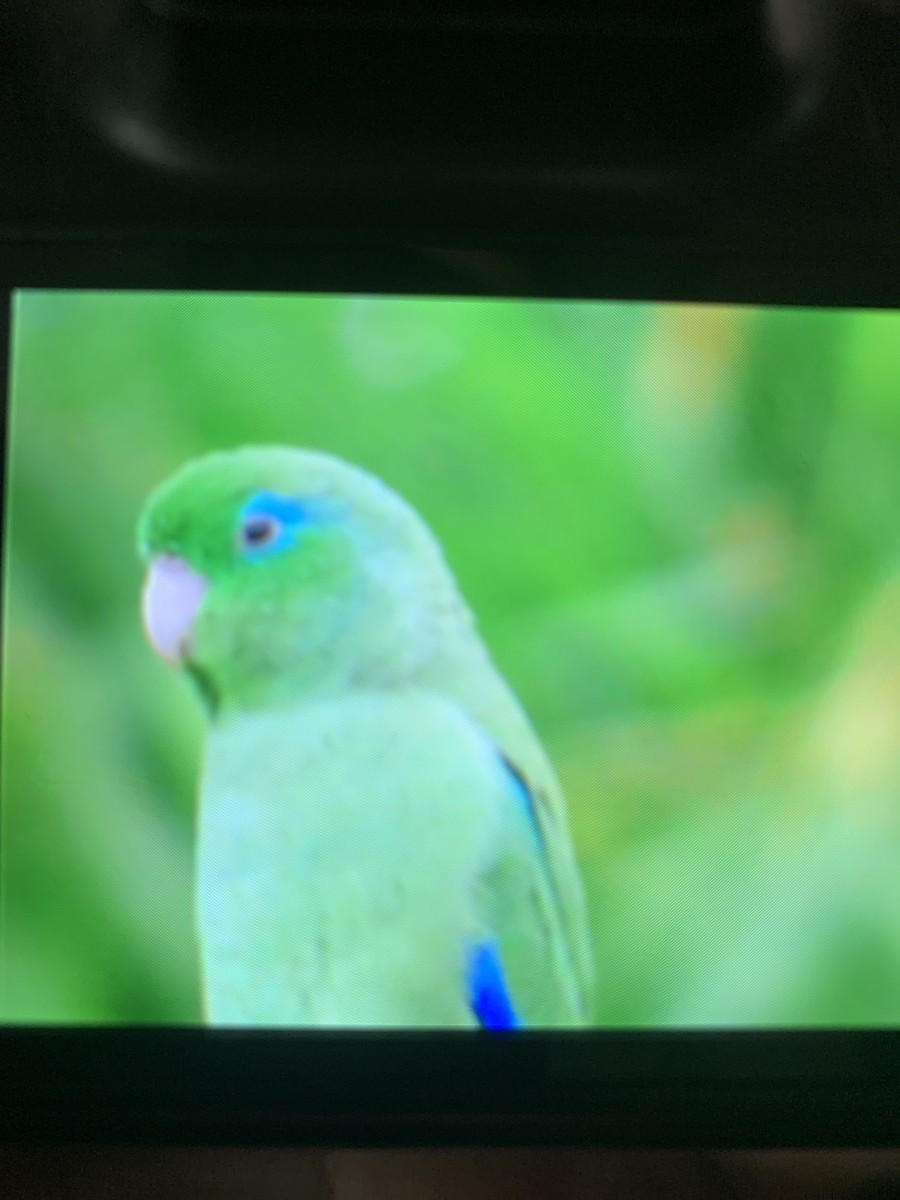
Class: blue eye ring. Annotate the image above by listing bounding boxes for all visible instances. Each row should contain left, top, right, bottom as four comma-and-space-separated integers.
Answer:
237, 491, 310, 558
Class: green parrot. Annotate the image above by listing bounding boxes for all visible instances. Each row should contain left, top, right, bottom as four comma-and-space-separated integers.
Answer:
138, 445, 593, 1028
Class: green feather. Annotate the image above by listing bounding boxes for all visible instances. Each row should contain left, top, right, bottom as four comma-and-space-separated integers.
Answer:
139, 445, 594, 1026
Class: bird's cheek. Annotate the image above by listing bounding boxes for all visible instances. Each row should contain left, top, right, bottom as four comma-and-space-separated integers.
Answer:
142, 554, 210, 664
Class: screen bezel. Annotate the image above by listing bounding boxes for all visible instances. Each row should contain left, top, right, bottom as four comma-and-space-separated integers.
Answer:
2, 239, 900, 1147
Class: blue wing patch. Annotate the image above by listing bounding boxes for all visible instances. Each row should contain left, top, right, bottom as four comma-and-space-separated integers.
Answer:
467, 939, 521, 1030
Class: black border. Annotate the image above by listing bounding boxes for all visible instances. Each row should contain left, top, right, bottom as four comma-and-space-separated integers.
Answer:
2, 243, 900, 1147
3, 1028, 900, 1146
1, 235, 900, 310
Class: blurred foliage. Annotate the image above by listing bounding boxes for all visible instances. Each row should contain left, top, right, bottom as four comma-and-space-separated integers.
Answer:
3, 290, 900, 1026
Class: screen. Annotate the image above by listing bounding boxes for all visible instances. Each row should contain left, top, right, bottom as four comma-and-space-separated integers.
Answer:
3, 290, 900, 1029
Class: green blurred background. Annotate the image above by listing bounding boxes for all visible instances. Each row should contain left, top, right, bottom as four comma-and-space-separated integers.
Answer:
3, 290, 900, 1026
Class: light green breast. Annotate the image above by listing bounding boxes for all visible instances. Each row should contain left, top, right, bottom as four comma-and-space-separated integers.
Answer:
197, 688, 510, 1027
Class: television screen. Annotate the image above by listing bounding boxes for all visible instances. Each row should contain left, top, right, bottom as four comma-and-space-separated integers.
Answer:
3, 289, 900, 1030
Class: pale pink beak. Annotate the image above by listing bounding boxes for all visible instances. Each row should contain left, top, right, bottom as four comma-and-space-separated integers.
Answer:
141, 554, 210, 664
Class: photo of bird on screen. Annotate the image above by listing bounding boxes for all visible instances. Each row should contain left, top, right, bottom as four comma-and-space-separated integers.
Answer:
138, 445, 594, 1029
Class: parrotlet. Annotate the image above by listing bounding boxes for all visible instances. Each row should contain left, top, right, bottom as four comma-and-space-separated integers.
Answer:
138, 446, 594, 1028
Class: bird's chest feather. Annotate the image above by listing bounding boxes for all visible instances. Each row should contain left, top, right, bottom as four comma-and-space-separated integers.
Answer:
197, 690, 503, 1025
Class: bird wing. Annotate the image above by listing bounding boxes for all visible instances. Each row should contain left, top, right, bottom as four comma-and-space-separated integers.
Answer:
465, 734, 593, 1027
425, 622, 594, 1023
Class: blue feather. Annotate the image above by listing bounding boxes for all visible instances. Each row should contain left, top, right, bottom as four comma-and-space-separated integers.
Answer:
467, 939, 521, 1030
239, 491, 310, 558
243, 490, 310, 527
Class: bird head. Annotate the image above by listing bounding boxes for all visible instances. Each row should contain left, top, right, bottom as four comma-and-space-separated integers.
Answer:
138, 446, 465, 715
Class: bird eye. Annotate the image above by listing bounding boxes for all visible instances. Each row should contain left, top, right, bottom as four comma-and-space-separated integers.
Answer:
240, 514, 282, 550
